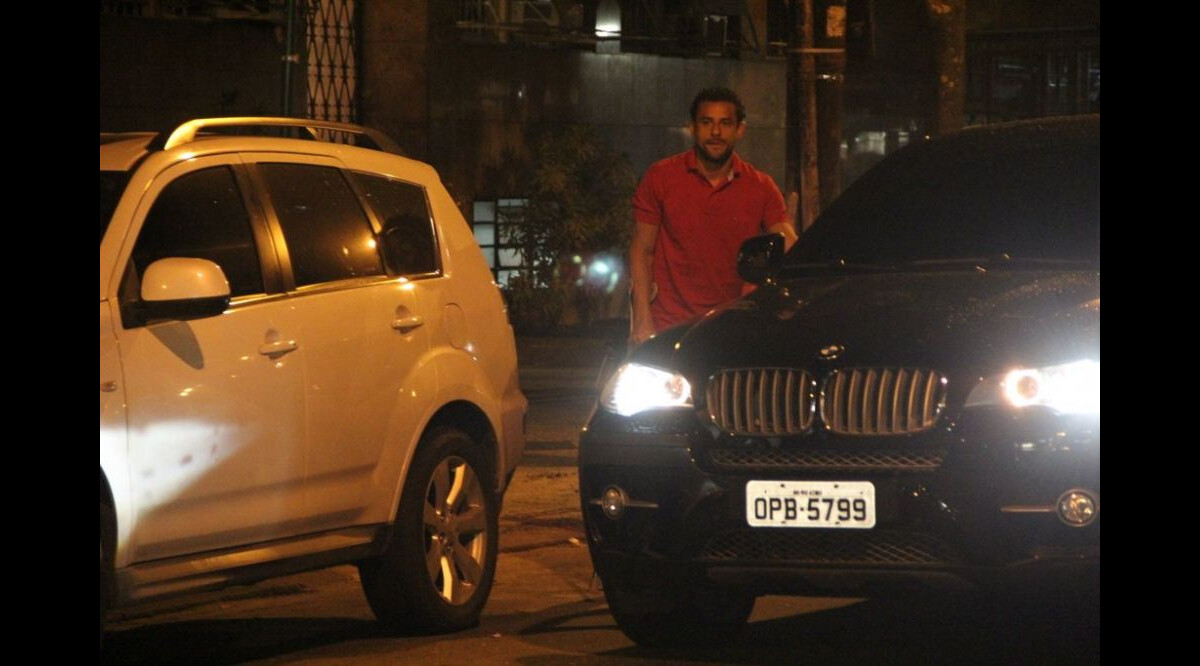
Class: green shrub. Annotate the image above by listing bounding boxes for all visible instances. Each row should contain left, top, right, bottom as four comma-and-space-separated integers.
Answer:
502, 271, 566, 334
481, 125, 636, 331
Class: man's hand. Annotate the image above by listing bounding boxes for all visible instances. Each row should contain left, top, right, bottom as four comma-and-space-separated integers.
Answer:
771, 191, 800, 251
629, 317, 657, 347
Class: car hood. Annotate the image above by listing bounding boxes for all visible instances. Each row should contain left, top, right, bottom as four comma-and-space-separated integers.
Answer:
659, 270, 1100, 380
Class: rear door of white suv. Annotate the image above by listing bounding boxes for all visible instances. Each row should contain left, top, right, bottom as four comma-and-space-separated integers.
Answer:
244, 154, 435, 529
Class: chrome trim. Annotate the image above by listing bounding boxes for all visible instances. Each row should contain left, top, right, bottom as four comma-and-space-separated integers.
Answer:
229, 292, 291, 308
999, 505, 1054, 514
587, 498, 659, 509
821, 367, 947, 435
288, 274, 415, 298
706, 368, 816, 436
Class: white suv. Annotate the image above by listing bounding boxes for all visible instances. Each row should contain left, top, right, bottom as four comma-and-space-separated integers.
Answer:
100, 118, 527, 634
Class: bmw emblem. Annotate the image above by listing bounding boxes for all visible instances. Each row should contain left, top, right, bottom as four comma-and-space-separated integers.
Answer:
818, 344, 844, 360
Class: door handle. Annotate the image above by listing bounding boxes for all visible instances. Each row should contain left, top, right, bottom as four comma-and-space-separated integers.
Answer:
258, 339, 299, 358
391, 315, 425, 333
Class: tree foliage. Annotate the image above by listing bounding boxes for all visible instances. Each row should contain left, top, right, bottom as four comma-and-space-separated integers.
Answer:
481, 125, 636, 332
482, 124, 636, 287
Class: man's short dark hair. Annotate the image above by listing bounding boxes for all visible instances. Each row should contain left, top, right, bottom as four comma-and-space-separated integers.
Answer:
690, 87, 746, 124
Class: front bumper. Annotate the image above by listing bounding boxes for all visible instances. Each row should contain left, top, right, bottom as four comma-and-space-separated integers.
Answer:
579, 406, 1100, 596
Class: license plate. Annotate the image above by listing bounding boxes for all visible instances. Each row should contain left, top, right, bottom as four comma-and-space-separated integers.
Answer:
745, 480, 876, 528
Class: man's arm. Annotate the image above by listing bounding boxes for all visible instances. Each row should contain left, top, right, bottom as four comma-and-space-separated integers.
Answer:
769, 191, 800, 251
628, 222, 658, 346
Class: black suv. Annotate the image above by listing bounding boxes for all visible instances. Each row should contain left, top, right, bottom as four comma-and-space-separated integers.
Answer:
580, 116, 1099, 647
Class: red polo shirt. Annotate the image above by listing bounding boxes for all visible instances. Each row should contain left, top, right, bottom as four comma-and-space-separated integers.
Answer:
633, 150, 787, 330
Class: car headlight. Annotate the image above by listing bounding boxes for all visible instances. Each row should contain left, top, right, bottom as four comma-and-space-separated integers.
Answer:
599, 363, 692, 417
965, 359, 1099, 415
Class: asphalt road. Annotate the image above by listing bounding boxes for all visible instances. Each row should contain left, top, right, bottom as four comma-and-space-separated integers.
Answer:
101, 332, 1100, 665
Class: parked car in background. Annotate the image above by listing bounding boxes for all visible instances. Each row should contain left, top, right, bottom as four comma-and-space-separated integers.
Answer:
100, 118, 526, 637
581, 115, 1099, 647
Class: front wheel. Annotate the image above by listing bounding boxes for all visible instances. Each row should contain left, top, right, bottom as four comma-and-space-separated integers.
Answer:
359, 427, 498, 633
602, 573, 756, 648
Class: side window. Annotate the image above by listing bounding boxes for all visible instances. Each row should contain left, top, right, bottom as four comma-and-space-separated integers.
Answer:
129, 166, 263, 298
354, 172, 439, 276
258, 163, 383, 288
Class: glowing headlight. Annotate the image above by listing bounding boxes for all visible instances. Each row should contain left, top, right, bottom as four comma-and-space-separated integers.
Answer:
966, 359, 1099, 415
600, 363, 692, 416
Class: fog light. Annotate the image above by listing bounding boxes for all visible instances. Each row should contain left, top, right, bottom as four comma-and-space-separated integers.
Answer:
600, 486, 627, 520
1057, 489, 1099, 527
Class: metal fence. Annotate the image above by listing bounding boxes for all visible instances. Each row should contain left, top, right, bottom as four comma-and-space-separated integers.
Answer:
305, 0, 359, 124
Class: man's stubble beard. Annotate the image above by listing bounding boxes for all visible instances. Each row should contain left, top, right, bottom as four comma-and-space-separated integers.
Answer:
695, 142, 733, 169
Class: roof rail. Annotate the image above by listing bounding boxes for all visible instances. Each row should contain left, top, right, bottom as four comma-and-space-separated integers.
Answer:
149, 117, 404, 155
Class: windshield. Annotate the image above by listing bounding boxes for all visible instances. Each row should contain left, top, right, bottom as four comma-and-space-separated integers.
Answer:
100, 171, 129, 244
788, 116, 1099, 268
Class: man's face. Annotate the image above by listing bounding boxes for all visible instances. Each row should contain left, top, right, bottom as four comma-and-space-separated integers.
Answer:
691, 101, 746, 166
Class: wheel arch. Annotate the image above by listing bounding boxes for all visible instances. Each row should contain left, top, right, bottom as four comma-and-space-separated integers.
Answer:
421, 400, 499, 487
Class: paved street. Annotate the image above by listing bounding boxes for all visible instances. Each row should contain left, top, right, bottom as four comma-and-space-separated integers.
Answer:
102, 331, 1099, 665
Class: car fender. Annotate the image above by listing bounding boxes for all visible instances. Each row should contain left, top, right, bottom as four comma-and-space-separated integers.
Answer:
379, 349, 512, 525
99, 300, 136, 569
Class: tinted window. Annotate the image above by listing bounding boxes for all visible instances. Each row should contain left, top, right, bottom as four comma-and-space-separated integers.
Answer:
791, 117, 1100, 266
130, 166, 263, 297
354, 172, 439, 276
259, 164, 383, 287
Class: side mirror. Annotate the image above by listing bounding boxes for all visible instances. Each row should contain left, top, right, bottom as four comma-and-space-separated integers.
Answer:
737, 233, 785, 286
136, 257, 232, 323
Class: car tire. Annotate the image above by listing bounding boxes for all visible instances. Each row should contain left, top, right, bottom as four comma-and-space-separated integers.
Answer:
602, 574, 755, 648
359, 426, 498, 634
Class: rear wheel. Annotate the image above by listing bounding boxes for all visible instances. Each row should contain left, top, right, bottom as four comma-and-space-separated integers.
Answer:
602, 573, 755, 648
359, 427, 498, 633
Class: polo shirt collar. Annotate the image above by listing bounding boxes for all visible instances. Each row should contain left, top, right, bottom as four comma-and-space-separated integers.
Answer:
685, 148, 744, 182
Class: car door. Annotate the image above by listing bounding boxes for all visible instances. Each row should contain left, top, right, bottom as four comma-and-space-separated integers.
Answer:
112, 156, 310, 563
245, 156, 434, 529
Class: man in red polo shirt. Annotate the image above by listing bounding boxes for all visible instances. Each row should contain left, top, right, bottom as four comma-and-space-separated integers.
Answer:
629, 87, 797, 345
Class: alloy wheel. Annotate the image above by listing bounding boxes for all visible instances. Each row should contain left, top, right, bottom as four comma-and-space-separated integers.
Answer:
422, 455, 489, 605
